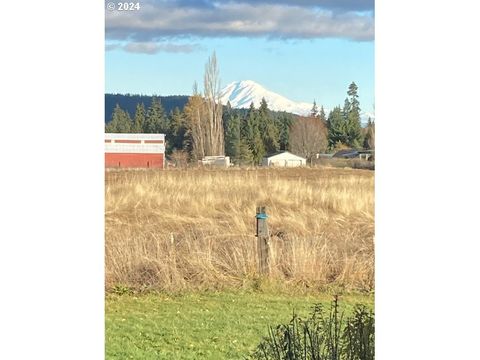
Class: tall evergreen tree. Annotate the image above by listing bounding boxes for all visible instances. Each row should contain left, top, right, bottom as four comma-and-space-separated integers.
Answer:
170, 107, 187, 151
242, 102, 265, 164
251, 134, 266, 164
222, 100, 234, 146
344, 82, 362, 148
258, 98, 279, 154
343, 98, 351, 120
348, 82, 360, 112
224, 101, 233, 118
105, 104, 132, 133
319, 106, 327, 124
133, 103, 146, 133
242, 102, 255, 144
327, 106, 347, 148
225, 112, 241, 160
238, 139, 254, 165
275, 112, 293, 151
310, 100, 319, 118
144, 97, 168, 133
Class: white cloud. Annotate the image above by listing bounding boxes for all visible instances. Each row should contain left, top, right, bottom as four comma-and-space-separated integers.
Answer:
105, 1, 374, 42
106, 41, 204, 54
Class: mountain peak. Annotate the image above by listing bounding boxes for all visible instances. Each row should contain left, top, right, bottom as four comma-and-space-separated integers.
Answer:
220, 80, 312, 115
232, 80, 261, 87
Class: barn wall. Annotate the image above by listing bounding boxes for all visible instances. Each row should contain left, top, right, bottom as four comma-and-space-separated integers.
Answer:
105, 133, 165, 169
105, 153, 164, 168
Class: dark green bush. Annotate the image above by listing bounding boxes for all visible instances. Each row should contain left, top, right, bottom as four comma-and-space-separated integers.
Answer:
250, 296, 374, 360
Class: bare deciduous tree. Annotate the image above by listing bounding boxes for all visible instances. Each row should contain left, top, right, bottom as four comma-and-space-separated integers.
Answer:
363, 119, 375, 150
290, 116, 328, 163
185, 53, 225, 160
203, 51, 224, 155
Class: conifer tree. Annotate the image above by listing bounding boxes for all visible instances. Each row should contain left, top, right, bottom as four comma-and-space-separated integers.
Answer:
344, 82, 363, 148
319, 106, 327, 124
258, 98, 279, 154
170, 107, 187, 151
238, 139, 254, 165
225, 113, 241, 160
343, 98, 351, 120
222, 100, 234, 151
327, 106, 347, 148
224, 101, 233, 117
241, 102, 255, 144
348, 82, 360, 112
133, 103, 146, 133
105, 104, 132, 133
144, 97, 167, 133
242, 102, 265, 164
276, 112, 293, 151
326, 82, 364, 149
251, 134, 266, 164
310, 100, 319, 118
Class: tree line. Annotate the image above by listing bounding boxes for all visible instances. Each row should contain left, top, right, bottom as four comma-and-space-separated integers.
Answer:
105, 94, 188, 123
106, 53, 375, 164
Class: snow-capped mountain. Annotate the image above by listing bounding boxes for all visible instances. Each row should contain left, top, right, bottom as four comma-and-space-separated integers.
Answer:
219, 80, 313, 116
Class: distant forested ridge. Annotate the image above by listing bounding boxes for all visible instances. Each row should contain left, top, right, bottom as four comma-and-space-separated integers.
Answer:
105, 94, 189, 123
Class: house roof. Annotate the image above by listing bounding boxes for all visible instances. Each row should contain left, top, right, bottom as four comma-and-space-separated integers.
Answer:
264, 151, 306, 160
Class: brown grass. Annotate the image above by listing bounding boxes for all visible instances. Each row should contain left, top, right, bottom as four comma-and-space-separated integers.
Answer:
105, 167, 374, 293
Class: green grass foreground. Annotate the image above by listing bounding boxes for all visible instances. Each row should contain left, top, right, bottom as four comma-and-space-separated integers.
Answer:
106, 291, 373, 359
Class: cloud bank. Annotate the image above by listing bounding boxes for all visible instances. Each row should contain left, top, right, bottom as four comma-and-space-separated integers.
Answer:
105, 0, 374, 46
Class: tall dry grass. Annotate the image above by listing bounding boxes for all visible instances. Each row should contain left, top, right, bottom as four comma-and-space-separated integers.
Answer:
105, 167, 374, 292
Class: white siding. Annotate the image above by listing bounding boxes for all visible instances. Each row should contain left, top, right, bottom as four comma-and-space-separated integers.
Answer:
105, 133, 165, 154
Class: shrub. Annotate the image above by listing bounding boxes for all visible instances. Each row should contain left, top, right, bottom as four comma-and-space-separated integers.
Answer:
250, 296, 374, 360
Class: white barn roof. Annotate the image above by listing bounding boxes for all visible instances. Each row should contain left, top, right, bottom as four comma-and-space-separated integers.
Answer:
264, 151, 306, 160
105, 133, 165, 141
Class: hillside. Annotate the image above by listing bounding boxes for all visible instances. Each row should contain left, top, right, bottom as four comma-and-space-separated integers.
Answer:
105, 93, 297, 123
105, 94, 189, 123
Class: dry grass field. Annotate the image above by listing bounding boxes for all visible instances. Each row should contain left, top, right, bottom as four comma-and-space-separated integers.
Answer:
105, 167, 374, 293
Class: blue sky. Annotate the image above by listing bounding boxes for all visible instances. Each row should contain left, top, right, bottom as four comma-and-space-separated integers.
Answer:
105, 0, 374, 116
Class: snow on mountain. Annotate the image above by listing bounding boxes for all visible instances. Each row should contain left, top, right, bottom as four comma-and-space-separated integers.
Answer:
219, 80, 313, 116
219, 80, 374, 124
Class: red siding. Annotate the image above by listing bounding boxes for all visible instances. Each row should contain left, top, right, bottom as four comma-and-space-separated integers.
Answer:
105, 153, 164, 168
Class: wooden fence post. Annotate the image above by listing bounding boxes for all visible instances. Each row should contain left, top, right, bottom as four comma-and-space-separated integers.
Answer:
256, 206, 271, 275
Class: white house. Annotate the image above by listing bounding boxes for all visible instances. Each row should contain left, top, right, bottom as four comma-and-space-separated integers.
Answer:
262, 151, 306, 167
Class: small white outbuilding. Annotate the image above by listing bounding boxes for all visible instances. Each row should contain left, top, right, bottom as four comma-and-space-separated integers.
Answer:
262, 151, 307, 167
201, 155, 231, 167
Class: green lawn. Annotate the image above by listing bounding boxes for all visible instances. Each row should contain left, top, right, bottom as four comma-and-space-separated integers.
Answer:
106, 291, 373, 360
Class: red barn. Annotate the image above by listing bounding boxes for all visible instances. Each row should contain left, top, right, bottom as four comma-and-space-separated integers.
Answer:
105, 133, 165, 169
